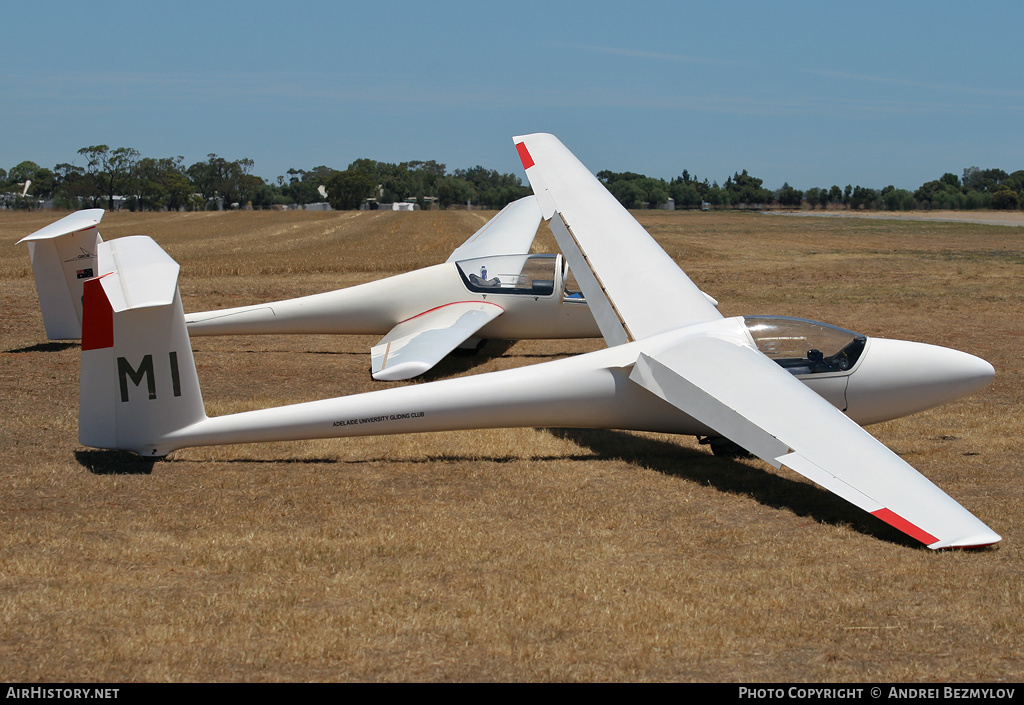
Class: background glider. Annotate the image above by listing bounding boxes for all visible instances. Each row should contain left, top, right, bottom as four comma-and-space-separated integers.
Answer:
19, 198, 600, 379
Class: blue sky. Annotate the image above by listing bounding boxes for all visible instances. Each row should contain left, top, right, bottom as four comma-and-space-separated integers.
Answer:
3, 0, 1022, 191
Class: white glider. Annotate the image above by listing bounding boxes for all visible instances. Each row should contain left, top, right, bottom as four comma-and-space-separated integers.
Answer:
19, 198, 600, 379
75, 133, 999, 550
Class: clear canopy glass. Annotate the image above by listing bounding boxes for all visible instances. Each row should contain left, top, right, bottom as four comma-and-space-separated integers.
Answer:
456, 254, 558, 296
743, 315, 866, 375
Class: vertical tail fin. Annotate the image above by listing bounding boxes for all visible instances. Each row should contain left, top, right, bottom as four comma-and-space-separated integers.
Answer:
18, 209, 106, 340
79, 236, 207, 456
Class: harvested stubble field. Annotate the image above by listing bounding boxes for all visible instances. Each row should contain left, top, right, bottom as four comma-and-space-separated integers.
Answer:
1, 208, 1021, 682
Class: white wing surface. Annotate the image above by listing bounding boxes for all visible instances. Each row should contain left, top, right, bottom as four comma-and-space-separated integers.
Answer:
512, 133, 997, 549
513, 133, 721, 345
370, 301, 504, 381
445, 195, 542, 263
629, 332, 1000, 548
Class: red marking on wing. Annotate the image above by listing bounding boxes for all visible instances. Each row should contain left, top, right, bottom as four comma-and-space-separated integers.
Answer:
395, 301, 504, 326
81, 276, 114, 350
871, 508, 939, 546
516, 141, 535, 170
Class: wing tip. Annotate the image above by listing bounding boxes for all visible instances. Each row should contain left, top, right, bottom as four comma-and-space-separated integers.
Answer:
871, 507, 1001, 550
927, 531, 1003, 551
372, 361, 431, 382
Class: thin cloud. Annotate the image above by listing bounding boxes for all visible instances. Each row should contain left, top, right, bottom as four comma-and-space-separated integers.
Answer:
805, 69, 1024, 101
571, 43, 753, 70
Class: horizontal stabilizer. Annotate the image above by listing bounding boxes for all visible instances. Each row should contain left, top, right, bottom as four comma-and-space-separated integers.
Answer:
96, 236, 180, 312
446, 195, 542, 263
371, 301, 503, 380
17, 209, 105, 244
628, 331, 1000, 549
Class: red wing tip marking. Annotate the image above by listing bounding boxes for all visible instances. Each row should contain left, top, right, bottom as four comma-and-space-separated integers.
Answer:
515, 141, 535, 170
870, 508, 939, 546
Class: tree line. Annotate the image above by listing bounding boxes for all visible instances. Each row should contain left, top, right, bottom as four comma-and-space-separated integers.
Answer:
2, 145, 1022, 212
0, 146, 532, 212
598, 166, 1024, 211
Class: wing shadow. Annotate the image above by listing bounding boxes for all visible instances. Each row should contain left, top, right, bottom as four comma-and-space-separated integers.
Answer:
547, 427, 922, 548
5, 342, 79, 353
417, 339, 517, 381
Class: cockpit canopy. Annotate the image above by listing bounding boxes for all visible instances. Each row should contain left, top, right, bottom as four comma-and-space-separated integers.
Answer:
743, 316, 866, 375
456, 254, 557, 296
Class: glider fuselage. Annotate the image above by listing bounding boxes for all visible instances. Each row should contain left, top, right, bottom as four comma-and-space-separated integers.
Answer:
95, 308, 991, 457
183, 256, 600, 341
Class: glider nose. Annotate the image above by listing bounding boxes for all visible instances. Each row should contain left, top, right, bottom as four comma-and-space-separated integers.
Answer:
845, 338, 995, 425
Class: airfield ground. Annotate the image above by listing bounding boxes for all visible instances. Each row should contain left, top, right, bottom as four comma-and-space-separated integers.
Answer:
0, 208, 1021, 682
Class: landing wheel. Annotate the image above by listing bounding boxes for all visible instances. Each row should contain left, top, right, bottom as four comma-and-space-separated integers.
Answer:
453, 339, 487, 357
699, 436, 752, 459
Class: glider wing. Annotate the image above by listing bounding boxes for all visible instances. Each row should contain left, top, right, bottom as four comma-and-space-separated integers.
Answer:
513, 133, 721, 345
629, 333, 1000, 548
445, 195, 542, 263
370, 301, 504, 381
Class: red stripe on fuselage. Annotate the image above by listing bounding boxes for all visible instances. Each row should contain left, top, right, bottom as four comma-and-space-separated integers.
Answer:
81, 276, 114, 350
516, 142, 535, 170
871, 508, 939, 546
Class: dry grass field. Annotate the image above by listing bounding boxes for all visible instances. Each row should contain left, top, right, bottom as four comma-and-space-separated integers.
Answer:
0, 208, 1021, 682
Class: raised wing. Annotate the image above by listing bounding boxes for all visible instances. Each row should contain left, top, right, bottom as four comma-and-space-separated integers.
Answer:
370, 301, 504, 381
513, 133, 721, 345
630, 332, 1000, 549
512, 133, 997, 549
445, 195, 542, 263
18, 208, 105, 339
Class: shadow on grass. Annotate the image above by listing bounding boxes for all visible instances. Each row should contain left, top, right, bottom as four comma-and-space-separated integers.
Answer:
76, 450, 157, 475
160, 456, 339, 465
5, 342, 79, 354
548, 427, 923, 549
418, 339, 517, 381
231, 340, 522, 381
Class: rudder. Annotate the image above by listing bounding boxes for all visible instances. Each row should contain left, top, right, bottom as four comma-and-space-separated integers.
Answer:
18, 209, 105, 340
79, 236, 207, 456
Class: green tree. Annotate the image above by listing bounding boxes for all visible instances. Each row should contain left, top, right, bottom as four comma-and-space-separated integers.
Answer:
775, 183, 803, 208
52, 163, 96, 208
848, 185, 878, 210
668, 180, 701, 209
436, 176, 475, 208
990, 188, 1019, 210
962, 167, 1008, 193
881, 186, 916, 211
325, 169, 375, 210
284, 166, 336, 205
724, 170, 772, 205
130, 156, 192, 211
187, 154, 260, 208
78, 145, 140, 210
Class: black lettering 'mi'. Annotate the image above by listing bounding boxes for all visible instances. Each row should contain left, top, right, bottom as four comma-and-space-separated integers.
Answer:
117, 353, 182, 402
